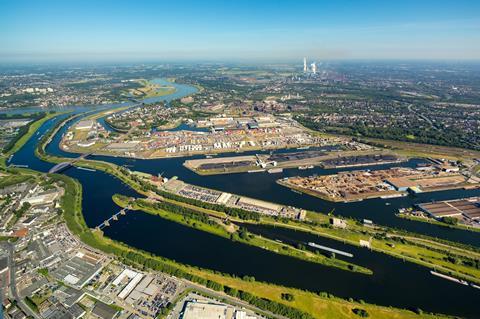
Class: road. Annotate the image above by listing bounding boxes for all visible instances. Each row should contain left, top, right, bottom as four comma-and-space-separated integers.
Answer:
1, 242, 41, 319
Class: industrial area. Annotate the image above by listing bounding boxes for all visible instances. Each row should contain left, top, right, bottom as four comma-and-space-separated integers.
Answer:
60, 112, 362, 159
0, 175, 271, 319
184, 150, 403, 175
278, 161, 480, 202
161, 177, 306, 220
174, 292, 262, 319
398, 197, 480, 229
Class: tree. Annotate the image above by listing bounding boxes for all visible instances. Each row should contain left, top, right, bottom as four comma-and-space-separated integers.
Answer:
352, 308, 369, 317
281, 293, 295, 302
442, 217, 458, 225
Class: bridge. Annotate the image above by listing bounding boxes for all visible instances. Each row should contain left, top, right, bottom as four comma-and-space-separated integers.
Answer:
48, 153, 92, 173
95, 208, 129, 230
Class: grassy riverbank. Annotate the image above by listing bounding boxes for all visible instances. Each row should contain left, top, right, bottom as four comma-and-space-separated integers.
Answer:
127, 79, 176, 98
261, 212, 480, 285
112, 194, 372, 275
397, 213, 480, 233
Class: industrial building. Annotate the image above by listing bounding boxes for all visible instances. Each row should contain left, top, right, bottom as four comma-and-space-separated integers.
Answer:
182, 301, 232, 319
417, 197, 480, 221
181, 300, 258, 319
75, 120, 95, 130
91, 302, 119, 319
51, 250, 104, 289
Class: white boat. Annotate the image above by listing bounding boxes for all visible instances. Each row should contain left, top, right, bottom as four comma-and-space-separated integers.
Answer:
268, 168, 283, 174
430, 271, 468, 286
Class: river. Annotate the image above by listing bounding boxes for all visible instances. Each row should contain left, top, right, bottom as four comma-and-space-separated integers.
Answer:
8, 79, 480, 318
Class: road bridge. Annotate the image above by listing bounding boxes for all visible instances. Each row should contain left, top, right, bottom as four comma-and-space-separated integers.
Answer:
48, 153, 92, 173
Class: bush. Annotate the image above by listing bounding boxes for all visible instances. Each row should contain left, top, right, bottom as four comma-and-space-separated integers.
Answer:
281, 293, 295, 302
442, 217, 458, 225
352, 308, 369, 317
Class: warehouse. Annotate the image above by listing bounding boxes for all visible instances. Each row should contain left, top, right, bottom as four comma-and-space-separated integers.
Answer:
418, 197, 480, 220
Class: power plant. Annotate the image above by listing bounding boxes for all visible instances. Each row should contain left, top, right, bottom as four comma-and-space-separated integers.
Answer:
302, 57, 317, 74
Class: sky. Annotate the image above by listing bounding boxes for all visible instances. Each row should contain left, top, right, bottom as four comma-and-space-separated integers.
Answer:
1, 0, 480, 62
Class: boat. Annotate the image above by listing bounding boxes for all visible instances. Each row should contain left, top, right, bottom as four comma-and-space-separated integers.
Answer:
430, 271, 468, 286
268, 168, 283, 174
298, 165, 308, 170
76, 166, 96, 172
297, 146, 310, 150
248, 169, 265, 173
380, 193, 407, 199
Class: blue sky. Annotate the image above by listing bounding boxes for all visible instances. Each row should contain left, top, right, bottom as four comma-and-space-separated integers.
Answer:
1, 0, 479, 62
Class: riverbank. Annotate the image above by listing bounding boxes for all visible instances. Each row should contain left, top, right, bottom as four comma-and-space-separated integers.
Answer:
112, 194, 373, 275
0, 112, 59, 167
258, 212, 480, 286
127, 79, 176, 99
397, 213, 480, 233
